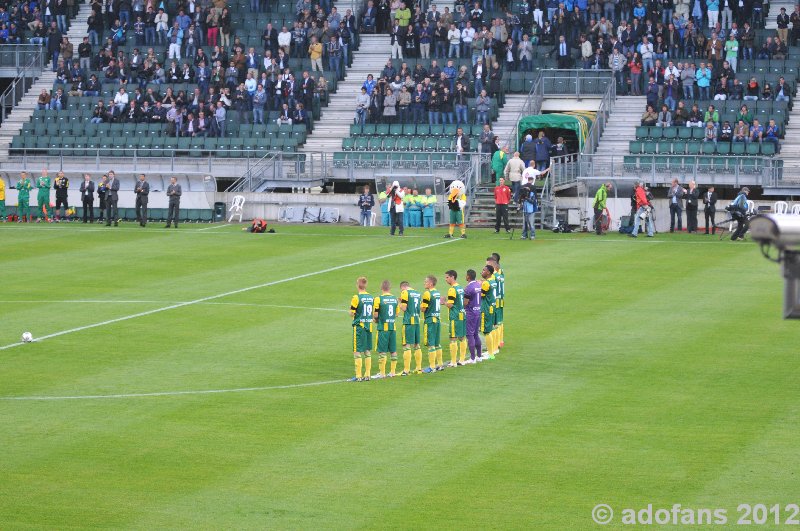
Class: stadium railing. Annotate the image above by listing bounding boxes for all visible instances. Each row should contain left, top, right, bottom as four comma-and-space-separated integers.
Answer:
0, 46, 45, 120
504, 69, 613, 150
549, 152, 783, 189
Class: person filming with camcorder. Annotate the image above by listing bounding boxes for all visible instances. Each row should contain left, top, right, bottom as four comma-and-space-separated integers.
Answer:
386, 180, 405, 236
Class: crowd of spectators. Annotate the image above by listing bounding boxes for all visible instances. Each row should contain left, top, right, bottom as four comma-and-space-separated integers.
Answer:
353, 58, 500, 126
20, 0, 366, 139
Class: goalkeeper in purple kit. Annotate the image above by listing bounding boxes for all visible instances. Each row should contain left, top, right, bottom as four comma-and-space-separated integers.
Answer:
463, 269, 483, 363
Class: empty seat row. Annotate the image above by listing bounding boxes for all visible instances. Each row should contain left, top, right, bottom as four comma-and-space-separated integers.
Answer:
630, 140, 777, 156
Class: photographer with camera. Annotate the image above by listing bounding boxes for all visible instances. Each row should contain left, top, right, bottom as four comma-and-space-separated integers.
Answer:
387, 180, 405, 236
519, 175, 539, 240
629, 181, 655, 238
728, 186, 751, 241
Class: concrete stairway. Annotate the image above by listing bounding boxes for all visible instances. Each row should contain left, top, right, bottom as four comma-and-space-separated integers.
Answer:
591, 95, 646, 176
765, 0, 793, 29
778, 105, 800, 182
0, 2, 92, 158
301, 34, 393, 154
492, 94, 530, 150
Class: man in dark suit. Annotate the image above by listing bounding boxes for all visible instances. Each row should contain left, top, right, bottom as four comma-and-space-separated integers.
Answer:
105, 170, 120, 226
134, 173, 150, 227
80, 173, 95, 223
552, 35, 571, 69
165, 176, 182, 228
685, 180, 700, 233
667, 178, 685, 232
703, 185, 718, 234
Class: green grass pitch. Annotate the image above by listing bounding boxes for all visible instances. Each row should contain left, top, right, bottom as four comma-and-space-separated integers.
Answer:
1, 223, 798, 529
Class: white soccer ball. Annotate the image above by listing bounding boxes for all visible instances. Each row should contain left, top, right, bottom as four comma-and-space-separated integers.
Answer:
21, 332, 33, 343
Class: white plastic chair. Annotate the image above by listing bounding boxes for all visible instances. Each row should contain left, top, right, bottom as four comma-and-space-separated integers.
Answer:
370, 212, 377, 226
774, 201, 789, 214
792, 204, 800, 216
228, 195, 245, 222
746, 200, 755, 214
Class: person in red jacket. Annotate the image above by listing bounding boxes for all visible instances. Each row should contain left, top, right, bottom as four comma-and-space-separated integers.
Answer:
629, 181, 654, 238
494, 177, 512, 233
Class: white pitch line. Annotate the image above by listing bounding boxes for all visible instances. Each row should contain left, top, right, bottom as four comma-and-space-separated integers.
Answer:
0, 300, 346, 313
0, 239, 456, 351
0, 378, 347, 401
0, 225, 431, 237
196, 224, 233, 231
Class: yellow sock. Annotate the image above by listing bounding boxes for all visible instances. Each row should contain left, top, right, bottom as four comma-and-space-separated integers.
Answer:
403, 350, 411, 373
450, 342, 457, 365
414, 348, 423, 371
459, 224, 466, 236
365, 356, 372, 377
428, 350, 436, 369
436, 348, 443, 367
390, 359, 397, 375
499, 323, 504, 345
459, 338, 467, 362
448, 224, 454, 235
493, 330, 500, 354
354, 357, 362, 379
485, 334, 494, 357
379, 357, 386, 376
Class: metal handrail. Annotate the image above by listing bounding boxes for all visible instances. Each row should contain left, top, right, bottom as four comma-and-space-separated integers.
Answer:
0, 44, 46, 70
0, 48, 45, 119
505, 71, 544, 151
582, 80, 616, 155
550, 152, 782, 189
225, 151, 282, 192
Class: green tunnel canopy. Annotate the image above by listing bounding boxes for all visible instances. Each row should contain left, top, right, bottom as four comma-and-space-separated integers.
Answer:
517, 112, 595, 150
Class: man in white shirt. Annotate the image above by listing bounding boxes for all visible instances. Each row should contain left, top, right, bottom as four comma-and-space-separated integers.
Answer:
461, 22, 475, 59
113, 87, 129, 113
448, 23, 461, 57
277, 26, 292, 54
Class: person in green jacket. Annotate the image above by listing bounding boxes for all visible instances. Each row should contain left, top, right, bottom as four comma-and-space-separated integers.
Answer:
379, 191, 390, 226
593, 182, 612, 235
16, 172, 33, 222
408, 188, 423, 227
422, 188, 436, 228
36, 170, 52, 221
491, 145, 508, 185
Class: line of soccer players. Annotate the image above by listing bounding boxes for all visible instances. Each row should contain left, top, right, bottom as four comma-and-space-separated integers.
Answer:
348, 253, 505, 381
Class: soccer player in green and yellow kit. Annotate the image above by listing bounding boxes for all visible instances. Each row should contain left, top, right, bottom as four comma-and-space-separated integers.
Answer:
487, 254, 505, 351
36, 169, 53, 221
399, 280, 423, 375
373, 280, 399, 378
480, 265, 497, 360
349, 276, 374, 381
444, 269, 468, 367
15, 172, 33, 222
421, 275, 443, 372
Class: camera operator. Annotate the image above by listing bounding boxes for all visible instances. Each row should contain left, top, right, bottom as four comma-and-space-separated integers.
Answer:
387, 180, 405, 236
728, 186, 750, 241
629, 181, 654, 238
518, 175, 538, 240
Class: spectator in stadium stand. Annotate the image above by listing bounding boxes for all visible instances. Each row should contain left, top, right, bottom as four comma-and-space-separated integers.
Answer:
479, 123, 494, 154
454, 126, 471, 161
494, 177, 512, 234
519, 133, 535, 168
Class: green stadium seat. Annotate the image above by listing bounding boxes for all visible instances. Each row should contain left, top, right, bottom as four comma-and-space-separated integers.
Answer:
701, 142, 716, 154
